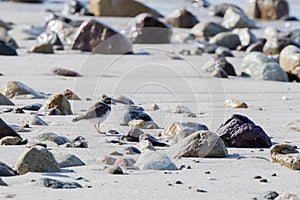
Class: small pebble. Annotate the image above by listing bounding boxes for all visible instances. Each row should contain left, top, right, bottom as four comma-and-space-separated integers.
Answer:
168, 183, 174, 186
187, 166, 192, 169
197, 189, 207, 193
205, 171, 211, 174
271, 173, 277, 177
259, 149, 264, 151
282, 96, 289, 100
254, 176, 262, 179
207, 177, 216, 181
260, 179, 268, 183
179, 165, 185, 170
175, 181, 183, 184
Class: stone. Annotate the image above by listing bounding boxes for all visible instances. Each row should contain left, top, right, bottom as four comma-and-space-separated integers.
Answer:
270, 144, 300, 170
101, 156, 116, 165
128, 120, 147, 129
46, 19, 75, 45
0, 93, 14, 105
288, 120, 300, 131
216, 114, 272, 148
215, 46, 233, 57
136, 139, 156, 153
0, 161, 15, 176
242, 52, 289, 81
139, 134, 168, 147
0, 136, 21, 145
246, 38, 267, 53
279, 45, 300, 73
119, 108, 152, 126
122, 13, 172, 44
209, 32, 241, 50
232, 28, 257, 47
274, 193, 299, 200
165, 8, 199, 28
115, 157, 136, 168
14, 147, 60, 175
0, 19, 12, 30
3, 81, 45, 99
52, 68, 81, 77
28, 115, 48, 126
124, 146, 141, 154
221, 7, 257, 29
167, 105, 197, 117
64, 136, 88, 148
55, 154, 85, 168
190, 22, 229, 40
37, 31, 64, 50
162, 122, 208, 141
143, 103, 159, 111
213, 68, 228, 78
0, 178, 8, 186
29, 43, 54, 54
64, 89, 81, 100
135, 151, 178, 170
202, 54, 236, 76
103, 165, 123, 174
122, 128, 144, 142
35, 132, 70, 145
11, 0, 44, 3
0, 118, 22, 140
41, 178, 82, 189
0, 40, 17, 56
63, 0, 91, 15
211, 3, 243, 17
263, 191, 279, 199
40, 94, 72, 115
166, 131, 228, 159
21, 103, 42, 111
71, 19, 132, 54
263, 27, 291, 55
89, 0, 162, 17
224, 99, 248, 108
0, 27, 18, 49
244, 0, 289, 20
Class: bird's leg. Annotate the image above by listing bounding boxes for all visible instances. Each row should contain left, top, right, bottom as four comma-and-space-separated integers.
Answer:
97, 123, 106, 134
94, 123, 100, 133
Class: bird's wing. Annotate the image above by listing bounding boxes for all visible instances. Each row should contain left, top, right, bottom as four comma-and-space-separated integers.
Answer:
77, 102, 111, 120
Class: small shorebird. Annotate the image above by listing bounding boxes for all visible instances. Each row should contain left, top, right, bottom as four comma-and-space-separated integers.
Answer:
72, 95, 115, 134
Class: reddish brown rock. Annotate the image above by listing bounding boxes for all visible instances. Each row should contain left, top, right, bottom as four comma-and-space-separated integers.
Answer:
216, 114, 272, 148
71, 19, 132, 54
52, 68, 81, 77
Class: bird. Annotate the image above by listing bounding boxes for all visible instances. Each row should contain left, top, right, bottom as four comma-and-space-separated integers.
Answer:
72, 95, 116, 134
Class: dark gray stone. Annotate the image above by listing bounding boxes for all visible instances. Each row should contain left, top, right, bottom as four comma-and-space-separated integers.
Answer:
42, 178, 82, 189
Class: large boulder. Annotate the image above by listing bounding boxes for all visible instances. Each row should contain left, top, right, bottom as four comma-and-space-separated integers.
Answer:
122, 13, 172, 44
71, 19, 132, 54
221, 7, 257, 29
190, 22, 229, 40
90, 0, 162, 17
40, 94, 72, 115
166, 131, 228, 159
135, 151, 178, 170
244, 0, 289, 20
242, 52, 288, 81
209, 32, 241, 50
216, 114, 272, 148
3, 81, 45, 99
165, 8, 199, 28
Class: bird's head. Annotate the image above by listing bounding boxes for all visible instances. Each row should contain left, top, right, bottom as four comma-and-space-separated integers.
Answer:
100, 95, 116, 105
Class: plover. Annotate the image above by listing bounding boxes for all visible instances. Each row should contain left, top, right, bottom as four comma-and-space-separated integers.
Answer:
72, 95, 115, 134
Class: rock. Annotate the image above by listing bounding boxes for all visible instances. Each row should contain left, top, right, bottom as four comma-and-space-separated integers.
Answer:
63, 0, 91, 15
0, 27, 18, 49
136, 139, 156, 153
14, 147, 60, 175
165, 8, 199, 28
0, 118, 22, 140
11, 0, 44, 3
89, 0, 162, 17
202, 54, 236, 76
26, 141, 47, 148
64, 89, 81, 100
161, 122, 208, 141
71, 19, 132, 54
0, 40, 17, 56
0, 178, 8, 186
64, 136, 88, 148
103, 165, 123, 174
113, 95, 134, 105
0, 93, 14, 105
135, 151, 178, 170
190, 22, 229, 40
55, 154, 85, 168
0, 19, 12, 30
209, 32, 241, 50
263, 27, 291, 55
0, 161, 15, 176
37, 31, 64, 50
3, 81, 45, 99
195, 41, 219, 54
128, 120, 147, 129
0, 136, 21, 145
216, 114, 272, 148
21, 103, 42, 111
263, 191, 279, 199
110, 151, 123, 156
115, 157, 136, 168
224, 99, 248, 108
139, 133, 168, 147
244, 0, 289, 20
242, 52, 289, 81
215, 46, 233, 57
122, 13, 172, 44
274, 193, 299, 200
41, 178, 82, 189
28, 115, 48, 126
52, 68, 81, 77
166, 131, 228, 159
211, 3, 243, 17
124, 146, 141, 154
232, 28, 257, 47
12, 108, 25, 114
46, 19, 75, 45
143, 103, 159, 111
122, 128, 144, 142
40, 94, 72, 115
270, 144, 300, 170
101, 156, 116, 165
288, 120, 300, 131
47, 108, 61, 115
167, 105, 197, 117
246, 38, 267, 52
213, 68, 228, 78
35, 132, 70, 145
119, 108, 152, 126
29, 43, 54, 54
221, 7, 256, 29
279, 45, 300, 74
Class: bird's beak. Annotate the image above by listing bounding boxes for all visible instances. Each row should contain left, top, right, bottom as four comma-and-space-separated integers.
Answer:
111, 99, 117, 105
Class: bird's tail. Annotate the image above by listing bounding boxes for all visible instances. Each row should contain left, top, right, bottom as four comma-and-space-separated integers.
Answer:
72, 117, 82, 122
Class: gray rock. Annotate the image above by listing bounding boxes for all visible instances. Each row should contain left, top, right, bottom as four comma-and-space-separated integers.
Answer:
232, 28, 257, 47
0, 161, 15, 176
0, 118, 22, 140
3, 81, 45, 99
0, 93, 14, 105
28, 115, 48, 126
221, 7, 257, 29
41, 178, 82, 189
37, 32, 64, 50
139, 133, 168, 147
190, 22, 229, 40
166, 8, 199, 28
124, 146, 141, 154
35, 132, 70, 145
166, 131, 228, 159
0, 177, 8, 186
215, 46, 233, 57
211, 3, 243, 17
135, 151, 178, 170
0, 18, 12, 30
0, 40, 17, 56
55, 154, 85, 168
202, 54, 236, 76
119, 108, 153, 126
122, 128, 144, 142
167, 105, 197, 117
47, 19, 74, 46
242, 52, 288, 81
0, 27, 18, 49
209, 32, 241, 49
63, 0, 90, 15
14, 147, 60, 175
263, 191, 279, 199
136, 140, 156, 153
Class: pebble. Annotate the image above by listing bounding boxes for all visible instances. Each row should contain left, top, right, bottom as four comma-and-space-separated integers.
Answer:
175, 181, 183, 184
260, 179, 268, 183
254, 176, 262, 179
42, 178, 82, 189
197, 189, 207, 193
263, 191, 279, 199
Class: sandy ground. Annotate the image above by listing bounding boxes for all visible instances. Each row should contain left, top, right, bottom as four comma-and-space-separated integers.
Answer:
1, 0, 300, 199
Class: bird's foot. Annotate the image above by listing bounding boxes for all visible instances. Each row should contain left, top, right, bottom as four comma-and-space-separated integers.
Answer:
98, 131, 106, 135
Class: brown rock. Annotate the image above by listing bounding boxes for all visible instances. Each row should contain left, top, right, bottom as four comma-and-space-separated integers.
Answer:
63, 89, 81, 100
0, 136, 21, 145
71, 19, 132, 54
246, 38, 267, 52
53, 68, 81, 77
244, 0, 289, 20
128, 120, 147, 129
122, 128, 144, 142
103, 165, 123, 174
190, 22, 229, 40
279, 45, 300, 72
4, 81, 45, 99
40, 94, 72, 115
115, 157, 136, 168
29, 43, 54, 54
90, 0, 162, 17
224, 99, 248, 108
0, 118, 22, 140
165, 8, 199, 28
270, 144, 300, 170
